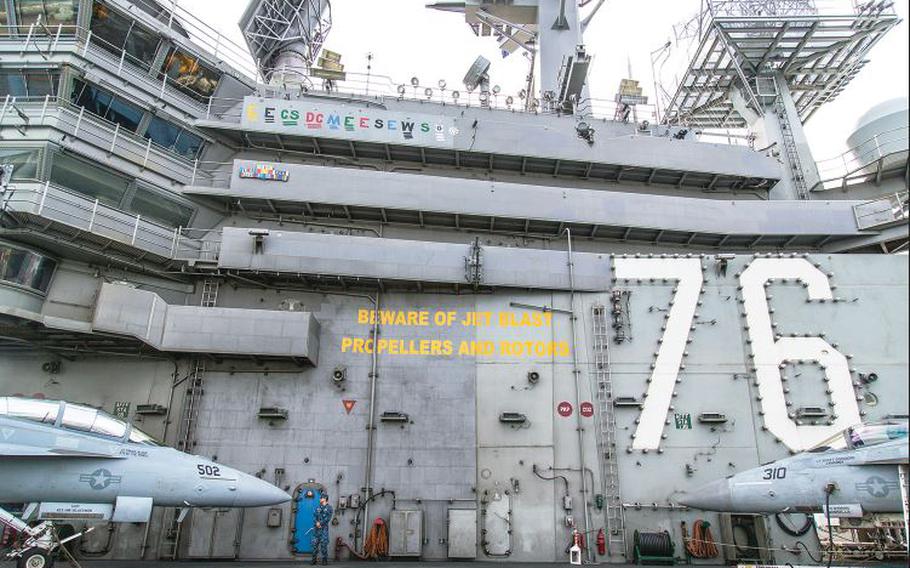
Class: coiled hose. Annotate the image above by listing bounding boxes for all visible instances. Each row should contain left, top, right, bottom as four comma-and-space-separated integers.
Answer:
682, 520, 719, 559
634, 530, 674, 559
362, 517, 389, 560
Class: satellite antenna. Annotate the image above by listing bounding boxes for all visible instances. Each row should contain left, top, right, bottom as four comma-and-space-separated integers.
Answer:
463, 55, 492, 107
240, 0, 333, 86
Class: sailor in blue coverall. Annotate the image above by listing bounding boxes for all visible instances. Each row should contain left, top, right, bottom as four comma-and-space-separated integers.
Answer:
311, 493, 333, 565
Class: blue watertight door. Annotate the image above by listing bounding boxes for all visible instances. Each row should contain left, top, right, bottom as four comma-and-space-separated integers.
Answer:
293, 487, 322, 554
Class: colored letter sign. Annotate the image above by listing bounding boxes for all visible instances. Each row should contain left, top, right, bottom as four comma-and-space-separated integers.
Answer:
580, 402, 594, 417
557, 401, 573, 417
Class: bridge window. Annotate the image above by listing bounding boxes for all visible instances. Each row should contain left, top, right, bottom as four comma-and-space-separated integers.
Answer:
144, 115, 203, 159
89, 1, 159, 72
1, 5, 8, 35
49, 150, 131, 207
0, 70, 59, 99
0, 243, 57, 293
71, 79, 143, 133
160, 47, 220, 102
129, 184, 194, 227
13, 0, 78, 32
0, 147, 41, 180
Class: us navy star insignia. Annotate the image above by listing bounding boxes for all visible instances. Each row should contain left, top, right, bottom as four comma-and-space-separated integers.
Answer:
79, 468, 122, 490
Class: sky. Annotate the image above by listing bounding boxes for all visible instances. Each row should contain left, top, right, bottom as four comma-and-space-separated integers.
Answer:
186, 0, 909, 160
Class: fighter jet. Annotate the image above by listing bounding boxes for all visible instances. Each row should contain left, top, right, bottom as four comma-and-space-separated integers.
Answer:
0, 396, 290, 568
679, 420, 909, 515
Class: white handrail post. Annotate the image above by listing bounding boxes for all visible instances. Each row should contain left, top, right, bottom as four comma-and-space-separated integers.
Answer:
21, 22, 35, 56
88, 199, 99, 231
118, 48, 127, 77
0, 94, 10, 125
82, 30, 92, 57
206, 96, 213, 120
191, 159, 198, 185
110, 123, 120, 154
132, 215, 141, 245
73, 106, 85, 137
40, 94, 50, 123
38, 181, 50, 215
52, 23, 62, 50
143, 138, 152, 169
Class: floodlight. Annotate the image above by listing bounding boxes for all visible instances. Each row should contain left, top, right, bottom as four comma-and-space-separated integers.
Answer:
463, 55, 491, 90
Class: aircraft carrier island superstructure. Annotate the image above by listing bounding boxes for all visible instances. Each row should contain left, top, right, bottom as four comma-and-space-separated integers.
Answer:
0, 0, 908, 564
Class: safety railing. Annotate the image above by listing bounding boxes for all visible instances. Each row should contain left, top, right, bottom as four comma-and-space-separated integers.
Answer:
853, 191, 909, 231
814, 125, 908, 191
1, 181, 182, 259
171, 227, 221, 263
0, 96, 214, 186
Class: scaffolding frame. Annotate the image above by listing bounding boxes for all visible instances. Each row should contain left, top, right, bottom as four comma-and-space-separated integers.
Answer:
661, 0, 899, 127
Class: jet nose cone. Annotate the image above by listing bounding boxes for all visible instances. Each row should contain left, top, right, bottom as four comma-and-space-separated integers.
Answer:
234, 472, 291, 507
678, 478, 734, 511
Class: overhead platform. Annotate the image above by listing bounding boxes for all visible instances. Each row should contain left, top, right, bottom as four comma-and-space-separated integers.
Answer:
662, 1, 900, 127
185, 160, 872, 250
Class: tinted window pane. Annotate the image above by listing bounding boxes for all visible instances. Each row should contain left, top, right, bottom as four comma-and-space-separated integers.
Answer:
173, 130, 203, 159
89, 2, 129, 55
72, 80, 112, 117
89, 1, 158, 71
50, 151, 129, 207
71, 79, 143, 132
0, 73, 28, 98
15, 0, 78, 32
161, 47, 220, 102
106, 97, 143, 132
0, 148, 41, 180
26, 72, 56, 98
0, 244, 57, 293
0, 5, 9, 36
143, 115, 179, 149
129, 186, 194, 227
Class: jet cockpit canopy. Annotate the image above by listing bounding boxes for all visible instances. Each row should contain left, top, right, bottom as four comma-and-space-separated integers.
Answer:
810, 419, 908, 453
0, 396, 160, 446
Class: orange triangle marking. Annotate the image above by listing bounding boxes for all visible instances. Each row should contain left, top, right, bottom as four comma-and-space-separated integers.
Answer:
342, 400, 356, 414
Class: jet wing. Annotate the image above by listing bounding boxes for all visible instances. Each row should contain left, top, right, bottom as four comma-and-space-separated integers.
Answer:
0, 442, 126, 459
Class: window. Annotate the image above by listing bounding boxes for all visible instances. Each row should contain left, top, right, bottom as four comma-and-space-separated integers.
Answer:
89, 1, 159, 72
143, 115, 203, 159
2, 397, 60, 424
160, 47, 220, 102
129, 185, 194, 227
61, 403, 97, 432
0, 70, 59, 99
0, 243, 57, 293
0, 148, 42, 180
91, 413, 127, 439
50, 151, 130, 206
128, 426, 161, 446
1, 4, 9, 36
14, 0, 78, 32
71, 79, 144, 133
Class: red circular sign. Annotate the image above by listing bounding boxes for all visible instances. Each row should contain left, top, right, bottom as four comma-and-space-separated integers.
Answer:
557, 401, 573, 417
580, 402, 595, 418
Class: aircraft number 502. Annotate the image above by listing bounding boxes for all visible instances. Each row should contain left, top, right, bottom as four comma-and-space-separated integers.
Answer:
197, 464, 222, 477
762, 467, 787, 480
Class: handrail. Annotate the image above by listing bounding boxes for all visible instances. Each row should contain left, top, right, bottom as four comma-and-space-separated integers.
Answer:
2, 181, 182, 258
0, 96, 213, 184
853, 191, 909, 230
814, 125, 908, 190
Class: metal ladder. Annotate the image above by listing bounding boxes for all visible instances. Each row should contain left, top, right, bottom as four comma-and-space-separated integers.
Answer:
775, 97, 810, 200
592, 304, 627, 558
160, 279, 220, 559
